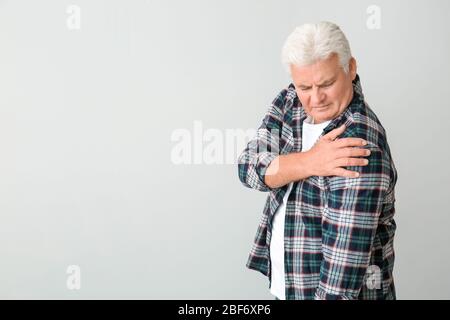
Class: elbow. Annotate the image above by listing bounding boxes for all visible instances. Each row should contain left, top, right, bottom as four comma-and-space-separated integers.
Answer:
237, 163, 249, 188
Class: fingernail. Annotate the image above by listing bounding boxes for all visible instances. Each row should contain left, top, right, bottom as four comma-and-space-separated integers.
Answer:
362, 140, 367, 145
364, 159, 369, 165
366, 150, 371, 156
354, 172, 360, 177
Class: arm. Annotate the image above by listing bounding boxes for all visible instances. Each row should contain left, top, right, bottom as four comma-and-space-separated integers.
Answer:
314, 144, 391, 300
264, 133, 371, 189
237, 88, 289, 192
263, 152, 313, 189
237, 89, 370, 192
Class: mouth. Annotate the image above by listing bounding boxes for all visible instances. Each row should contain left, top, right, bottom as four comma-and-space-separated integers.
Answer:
313, 103, 330, 109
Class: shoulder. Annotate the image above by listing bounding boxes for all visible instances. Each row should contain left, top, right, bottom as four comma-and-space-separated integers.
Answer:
345, 101, 390, 153
265, 83, 298, 123
271, 83, 297, 109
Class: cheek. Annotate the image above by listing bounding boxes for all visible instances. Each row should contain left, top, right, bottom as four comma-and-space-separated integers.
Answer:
297, 92, 310, 106
325, 88, 340, 104
329, 81, 348, 98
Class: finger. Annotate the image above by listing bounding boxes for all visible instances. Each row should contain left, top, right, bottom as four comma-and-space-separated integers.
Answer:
336, 147, 371, 158
323, 124, 346, 141
334, 137, 367, 148
332, 168, 361, 178
334, 158, 369, 168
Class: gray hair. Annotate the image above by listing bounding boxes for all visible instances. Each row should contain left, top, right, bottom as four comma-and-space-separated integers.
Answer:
281, 21, 352, 74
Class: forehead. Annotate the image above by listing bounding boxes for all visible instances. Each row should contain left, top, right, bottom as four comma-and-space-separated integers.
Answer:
290, 53, 341, 84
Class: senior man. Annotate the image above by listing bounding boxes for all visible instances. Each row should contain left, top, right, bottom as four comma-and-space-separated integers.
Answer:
238, 21, 397, 300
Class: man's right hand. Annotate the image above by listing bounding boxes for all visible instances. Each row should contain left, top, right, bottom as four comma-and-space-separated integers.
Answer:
264, 124, 370, 189
305, 124, 370, 178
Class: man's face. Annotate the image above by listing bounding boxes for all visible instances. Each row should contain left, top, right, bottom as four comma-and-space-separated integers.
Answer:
290, 53, 357, 124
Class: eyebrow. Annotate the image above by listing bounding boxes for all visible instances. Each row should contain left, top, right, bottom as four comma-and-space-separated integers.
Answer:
297, 76, 337, 88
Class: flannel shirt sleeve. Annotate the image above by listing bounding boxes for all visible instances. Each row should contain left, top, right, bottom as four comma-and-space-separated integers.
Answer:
314, 144, 391, 300
237, 89, 287, 192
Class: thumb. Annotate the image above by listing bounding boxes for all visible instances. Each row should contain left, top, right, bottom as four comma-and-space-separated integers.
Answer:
324, 124, 346, 141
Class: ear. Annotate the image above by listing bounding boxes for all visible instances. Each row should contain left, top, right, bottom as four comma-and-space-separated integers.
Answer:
349, 57, 357, 80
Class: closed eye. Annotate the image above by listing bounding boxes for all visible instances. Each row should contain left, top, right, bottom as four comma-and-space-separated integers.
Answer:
320, 81, 335, 88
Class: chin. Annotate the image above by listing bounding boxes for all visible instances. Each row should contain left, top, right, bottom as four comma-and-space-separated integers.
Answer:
312, 111, 330, 121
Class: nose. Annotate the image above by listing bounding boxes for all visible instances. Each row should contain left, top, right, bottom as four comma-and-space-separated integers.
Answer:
311, 87, 326, 106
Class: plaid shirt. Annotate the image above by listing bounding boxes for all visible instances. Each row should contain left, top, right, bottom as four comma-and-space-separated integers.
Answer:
238, 75, 398, 300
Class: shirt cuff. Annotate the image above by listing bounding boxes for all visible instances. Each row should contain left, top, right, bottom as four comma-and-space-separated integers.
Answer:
255, 152, 279, 188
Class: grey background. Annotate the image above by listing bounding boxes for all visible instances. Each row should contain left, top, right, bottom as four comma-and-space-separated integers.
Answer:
0, 0, 449, 299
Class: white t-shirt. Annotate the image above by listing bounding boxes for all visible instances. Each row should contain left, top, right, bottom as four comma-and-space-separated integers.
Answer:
269, 116, 331, 300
